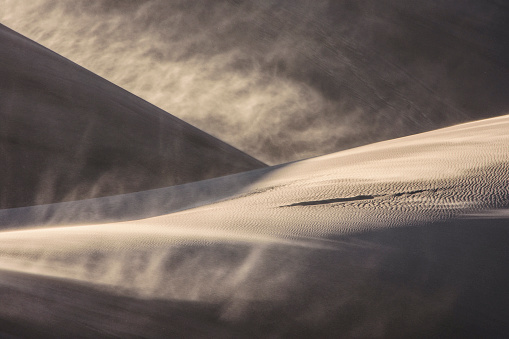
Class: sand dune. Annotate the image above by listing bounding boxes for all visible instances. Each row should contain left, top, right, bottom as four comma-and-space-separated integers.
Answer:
4, 114, 507, 229
2, 3, 508, 336
0, 115, 508, 337
0, 24, 266, 210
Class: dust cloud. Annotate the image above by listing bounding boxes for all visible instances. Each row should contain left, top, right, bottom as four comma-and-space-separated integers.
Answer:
1, 0, 508, 164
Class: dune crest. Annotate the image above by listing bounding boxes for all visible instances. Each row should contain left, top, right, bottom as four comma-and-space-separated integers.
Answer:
0, 114, 508, 337
0, 24, 266, 210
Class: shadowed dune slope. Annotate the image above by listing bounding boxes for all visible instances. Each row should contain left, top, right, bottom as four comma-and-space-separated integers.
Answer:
1, 218, 509, 338
0, 24, 266, 209
0, 115, 508, 337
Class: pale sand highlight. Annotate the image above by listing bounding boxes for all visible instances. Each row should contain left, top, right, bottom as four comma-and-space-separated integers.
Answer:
0, 114, 507, 307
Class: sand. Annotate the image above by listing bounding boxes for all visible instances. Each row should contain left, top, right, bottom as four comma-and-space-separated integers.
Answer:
0, 24, 266, 210
1, 7, 508, 336
0, 115, 508, 337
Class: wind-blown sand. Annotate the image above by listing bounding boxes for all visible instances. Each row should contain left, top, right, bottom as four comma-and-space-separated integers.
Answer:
0, 115, 508, 337
2, 1, 508, 164
0, 24, 266, 209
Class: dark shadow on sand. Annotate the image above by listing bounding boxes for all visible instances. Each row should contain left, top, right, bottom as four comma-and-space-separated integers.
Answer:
0, 215, 508, 338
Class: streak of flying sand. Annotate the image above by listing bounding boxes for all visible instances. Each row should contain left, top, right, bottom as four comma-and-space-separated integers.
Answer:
2, 1, 508, 164
0, 115, 508, 337
1, 1, 509, 335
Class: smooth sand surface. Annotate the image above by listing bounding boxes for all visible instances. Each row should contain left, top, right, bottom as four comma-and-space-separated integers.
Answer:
0, 24, 266, 209
0, 115, 508, 337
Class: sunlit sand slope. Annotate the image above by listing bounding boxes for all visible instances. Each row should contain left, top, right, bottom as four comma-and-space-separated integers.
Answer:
0, 115, 508, 337
0, 24, 266, 209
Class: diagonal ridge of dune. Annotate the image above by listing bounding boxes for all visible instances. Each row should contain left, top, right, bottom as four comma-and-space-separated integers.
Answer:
0, 24, 266, 210
1, 17, 509, 338
1, 113, 508, 263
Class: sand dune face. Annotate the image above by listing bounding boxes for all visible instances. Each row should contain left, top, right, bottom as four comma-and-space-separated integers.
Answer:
0, 24, 266, 209
1, 3, 508, 336
0, 115, 508, 337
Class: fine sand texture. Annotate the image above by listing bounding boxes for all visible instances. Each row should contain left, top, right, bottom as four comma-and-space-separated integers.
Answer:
0, 115, 508, 337
0, 24, 266, 209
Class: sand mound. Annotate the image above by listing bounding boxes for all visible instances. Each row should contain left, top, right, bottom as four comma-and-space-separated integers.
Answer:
0, 115, 508, 337
0, 24, 266, 209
